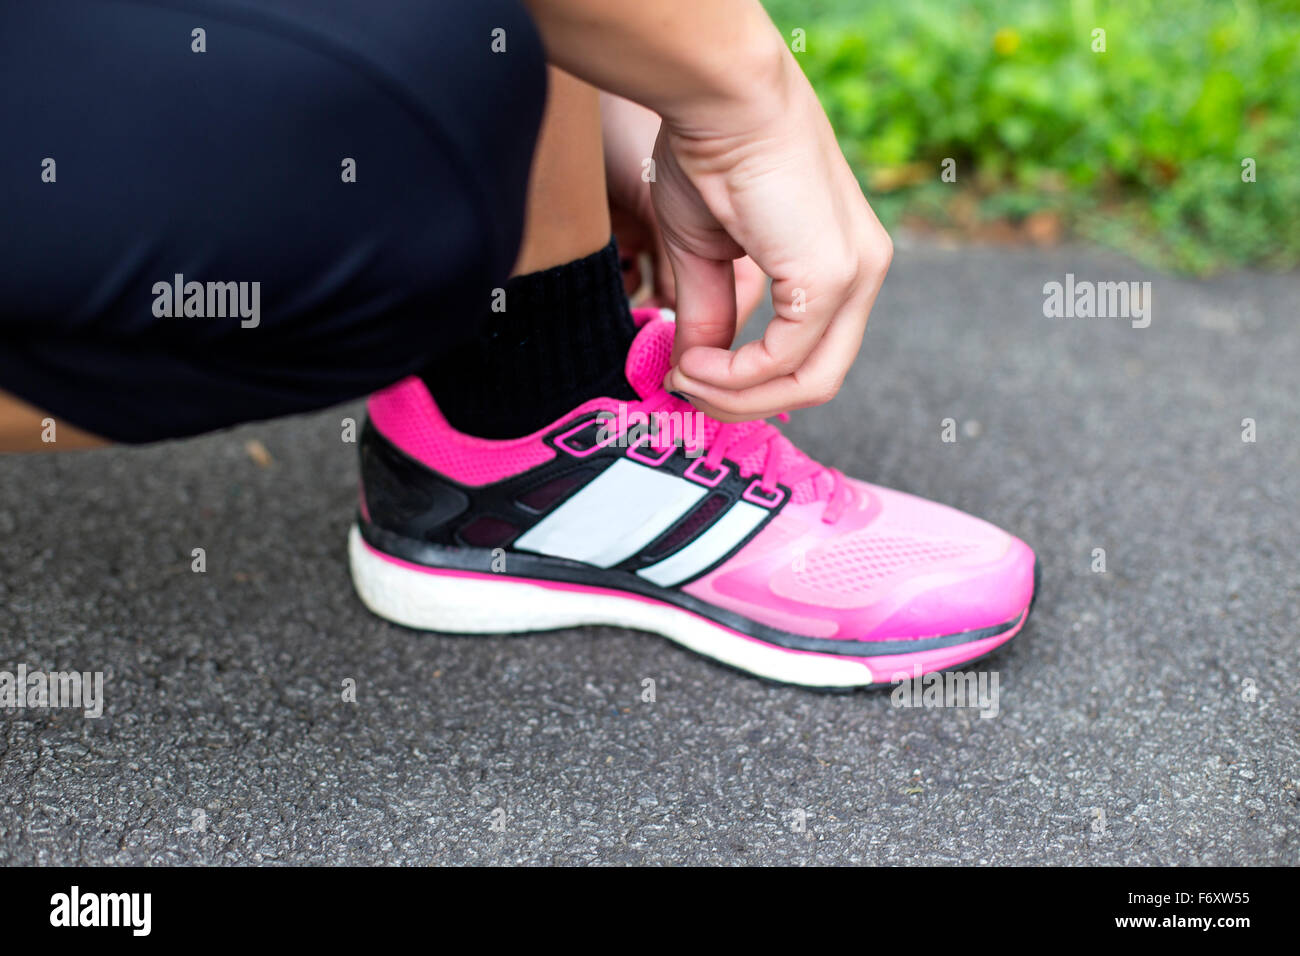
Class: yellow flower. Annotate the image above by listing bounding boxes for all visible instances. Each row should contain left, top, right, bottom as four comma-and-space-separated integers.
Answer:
993, 27, 1020, 56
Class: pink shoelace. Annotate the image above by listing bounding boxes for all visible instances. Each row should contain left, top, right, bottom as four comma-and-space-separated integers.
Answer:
639, 389, 853, 523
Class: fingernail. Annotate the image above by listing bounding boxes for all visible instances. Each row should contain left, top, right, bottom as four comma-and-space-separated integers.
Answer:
670, 390, 697, 404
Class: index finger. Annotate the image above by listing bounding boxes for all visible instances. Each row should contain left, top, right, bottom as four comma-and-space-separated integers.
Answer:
672, 272, 839, 391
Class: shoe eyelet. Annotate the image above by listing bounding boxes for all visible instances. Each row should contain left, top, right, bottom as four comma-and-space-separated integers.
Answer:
742, 480, 785, 508
685, 459, 729, 487
626, 436, 675, 467
553, 415, 619, 457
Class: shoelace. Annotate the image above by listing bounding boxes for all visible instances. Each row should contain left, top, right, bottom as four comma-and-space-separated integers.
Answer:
639, 390, 853, 524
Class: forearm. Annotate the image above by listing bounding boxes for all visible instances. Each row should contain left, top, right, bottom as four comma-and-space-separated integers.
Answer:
522, 0, 791, 134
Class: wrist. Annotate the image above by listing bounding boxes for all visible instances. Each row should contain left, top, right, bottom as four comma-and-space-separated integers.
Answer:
526, 0, 793, 140
655, 20, 794, 135
660, 38, 805, 169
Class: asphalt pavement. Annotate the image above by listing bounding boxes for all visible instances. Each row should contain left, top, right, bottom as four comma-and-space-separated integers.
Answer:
1, 236, 1296, 864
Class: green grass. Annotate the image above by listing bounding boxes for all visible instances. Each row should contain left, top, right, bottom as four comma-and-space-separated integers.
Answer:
762, 0, 1300, 274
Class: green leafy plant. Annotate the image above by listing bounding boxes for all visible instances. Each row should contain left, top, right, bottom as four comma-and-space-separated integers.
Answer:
763, 0, 1300, 273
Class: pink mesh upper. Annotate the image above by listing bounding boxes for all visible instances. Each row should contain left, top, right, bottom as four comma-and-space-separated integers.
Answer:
624, 312, 673, 394
682, 481, 1034, 641
366, 377, 560, 486
792, 533, 982, 594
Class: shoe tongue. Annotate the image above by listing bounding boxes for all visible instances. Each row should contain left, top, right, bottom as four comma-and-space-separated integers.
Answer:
624, 312, 677, 398
622, 310, 834, 506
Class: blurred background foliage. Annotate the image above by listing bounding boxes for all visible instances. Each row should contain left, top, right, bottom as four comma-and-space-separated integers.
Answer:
761, 0, 1300, 274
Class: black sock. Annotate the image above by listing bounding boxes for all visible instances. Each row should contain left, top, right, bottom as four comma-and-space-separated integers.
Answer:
421, 237, 639, 439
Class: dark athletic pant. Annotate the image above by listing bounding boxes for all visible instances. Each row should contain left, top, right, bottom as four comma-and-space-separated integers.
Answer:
0, 0, 546, 442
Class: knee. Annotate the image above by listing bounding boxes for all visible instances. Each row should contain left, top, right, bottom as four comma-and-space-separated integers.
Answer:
285, 0, 549, 277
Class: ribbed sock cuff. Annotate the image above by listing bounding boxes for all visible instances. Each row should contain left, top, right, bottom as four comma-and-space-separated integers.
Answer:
420, 237, 638, 439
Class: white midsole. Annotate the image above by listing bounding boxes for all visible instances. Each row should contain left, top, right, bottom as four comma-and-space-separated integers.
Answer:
348, 525, 876, 688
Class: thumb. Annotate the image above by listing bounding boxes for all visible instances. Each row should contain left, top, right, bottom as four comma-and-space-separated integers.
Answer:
664, 241, 737, 366
651, 226, 678, 308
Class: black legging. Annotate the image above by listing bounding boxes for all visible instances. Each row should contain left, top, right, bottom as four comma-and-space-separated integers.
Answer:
0, 0, 546, 442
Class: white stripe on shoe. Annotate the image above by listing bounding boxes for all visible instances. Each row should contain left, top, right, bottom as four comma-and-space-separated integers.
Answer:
513, 459, 706, 568
636, 500, 768, 587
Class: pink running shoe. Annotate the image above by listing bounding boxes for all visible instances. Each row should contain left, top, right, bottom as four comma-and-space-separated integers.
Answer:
350, 309, 1038, 689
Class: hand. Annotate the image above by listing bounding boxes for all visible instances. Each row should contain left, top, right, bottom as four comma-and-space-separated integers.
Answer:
651, 53, 893, 421
602, 93, 766, 329
523, 0, 891, 420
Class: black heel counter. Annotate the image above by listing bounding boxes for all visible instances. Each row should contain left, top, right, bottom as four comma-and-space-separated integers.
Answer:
358, 419, 470, 540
